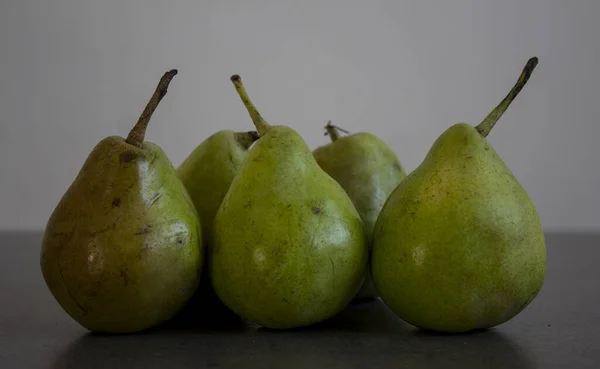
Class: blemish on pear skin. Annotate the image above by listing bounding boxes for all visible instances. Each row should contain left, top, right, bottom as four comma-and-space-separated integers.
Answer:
120, 151, 137, 163
329, 257, 336, 288
312, 207, 322, 215
90, 221, 118, 237
112, 198, 121, 207
147, 192, 162, 208
134, 225, 151, 236
227, 151, 236, 167
58, 257, 88, 315
137, 241, 150, 259
399, 252, 407, 262
120, 268, 129, 286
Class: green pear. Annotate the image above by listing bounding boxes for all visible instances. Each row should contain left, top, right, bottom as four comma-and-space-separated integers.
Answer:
177, 130, 259, 244
210, 75, 368, 329
372, 57, 546, 333
173, 130, 258, 323
313, 123, 406, 300
40, 70, 203, 334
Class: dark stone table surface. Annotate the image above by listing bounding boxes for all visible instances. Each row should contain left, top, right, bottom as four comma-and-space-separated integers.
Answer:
1, 231, 598, 368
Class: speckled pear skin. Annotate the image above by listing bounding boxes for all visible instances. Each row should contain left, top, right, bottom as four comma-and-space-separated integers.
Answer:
177, 130, 258, 245
372, 57, 545, 333
211, 126, 368, 329
313, 131, 406, 299
40, 137, 203, 333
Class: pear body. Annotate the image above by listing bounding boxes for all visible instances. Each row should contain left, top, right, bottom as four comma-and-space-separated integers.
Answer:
40, 137, 203, 333
313, 133, 406, 299
372, 123, 546, 332
211, 126, 368, 329
177, 130, 257, 244
174, 130, 256, 323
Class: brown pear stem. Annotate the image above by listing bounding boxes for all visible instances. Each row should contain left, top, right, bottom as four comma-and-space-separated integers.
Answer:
125, 69, 178, 147
230, 75, 271, 136
324, 121, 349, 142
475, 57, 538, 137
234, 131, 260, 150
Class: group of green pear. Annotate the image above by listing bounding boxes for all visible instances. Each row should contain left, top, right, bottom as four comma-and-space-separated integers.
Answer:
40, 57, 546, 334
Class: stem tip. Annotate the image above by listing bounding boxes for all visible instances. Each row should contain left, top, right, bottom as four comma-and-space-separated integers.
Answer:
230, 74, 271, 136
475, 57, 539, 137
125, 69, 178, 147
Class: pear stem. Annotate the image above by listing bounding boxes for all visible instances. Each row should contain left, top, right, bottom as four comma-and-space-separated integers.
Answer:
324, 121, 349, 142
230, 75, 271, 136
126, 69, 178, 148
475, 57, 539, 138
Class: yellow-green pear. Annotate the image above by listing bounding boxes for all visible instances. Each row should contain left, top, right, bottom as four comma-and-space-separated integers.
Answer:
313, 123, 406, 300
177, 130, 259, 244
173, 130, 259, 323
372, 57, 546, 333
210, 75, 368, 329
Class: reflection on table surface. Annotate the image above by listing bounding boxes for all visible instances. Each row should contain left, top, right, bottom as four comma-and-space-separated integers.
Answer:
51, 300, 535, 369
2, 232, 600, 369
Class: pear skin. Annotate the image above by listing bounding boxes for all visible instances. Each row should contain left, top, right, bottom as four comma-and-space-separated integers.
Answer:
372, 58, 546, 333
177, 130, 259, 245
313, 123, 406, 299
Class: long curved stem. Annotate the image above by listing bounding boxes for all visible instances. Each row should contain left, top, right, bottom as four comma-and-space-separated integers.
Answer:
230, 75, 270, 136
475, 57, 539, 137
126, 69, 178, 147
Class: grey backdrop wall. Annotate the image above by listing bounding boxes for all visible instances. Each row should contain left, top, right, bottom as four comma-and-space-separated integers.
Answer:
1, 0, 598, 231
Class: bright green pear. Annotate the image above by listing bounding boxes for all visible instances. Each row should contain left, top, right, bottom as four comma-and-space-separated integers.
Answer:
372, 57, 546, 333
177, 129, 259, 244
211, 75, 368, 329
40, 70, 203, 334
313, 123, 406, 300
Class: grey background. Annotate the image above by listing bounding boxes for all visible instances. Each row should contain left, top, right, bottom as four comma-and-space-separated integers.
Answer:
1, 0, 598, 231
